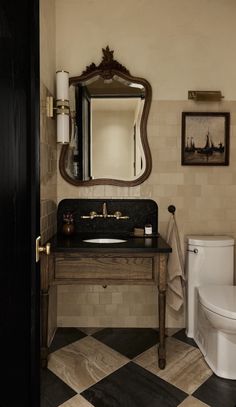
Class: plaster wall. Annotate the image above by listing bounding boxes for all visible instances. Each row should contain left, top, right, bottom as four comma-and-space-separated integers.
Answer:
56, 0, 236, 100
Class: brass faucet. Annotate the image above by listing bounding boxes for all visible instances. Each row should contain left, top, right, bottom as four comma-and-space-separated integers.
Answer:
81, 202, 129, 220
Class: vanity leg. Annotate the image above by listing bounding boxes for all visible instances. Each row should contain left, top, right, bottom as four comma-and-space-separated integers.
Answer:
158, 253, 168, 369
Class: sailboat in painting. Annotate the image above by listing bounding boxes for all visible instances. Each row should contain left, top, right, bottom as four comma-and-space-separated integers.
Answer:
196, 131, 224, 155
197, 131, 213, 155
184, 129, 226, 164
185, 131, 224, 156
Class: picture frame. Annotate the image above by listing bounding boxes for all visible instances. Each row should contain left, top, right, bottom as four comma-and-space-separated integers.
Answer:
181, 112, 230, 165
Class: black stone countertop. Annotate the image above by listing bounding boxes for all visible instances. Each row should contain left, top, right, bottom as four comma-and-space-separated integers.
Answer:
50, 233, 172, 254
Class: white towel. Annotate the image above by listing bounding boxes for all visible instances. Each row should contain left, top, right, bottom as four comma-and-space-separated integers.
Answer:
166, 214, 185, 311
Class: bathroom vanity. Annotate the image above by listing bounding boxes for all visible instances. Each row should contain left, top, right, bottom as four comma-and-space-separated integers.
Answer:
40, 49, 173, 371
40, 199, 172, 370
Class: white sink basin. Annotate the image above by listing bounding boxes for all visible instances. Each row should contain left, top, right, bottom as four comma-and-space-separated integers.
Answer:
83, 238, 127, 244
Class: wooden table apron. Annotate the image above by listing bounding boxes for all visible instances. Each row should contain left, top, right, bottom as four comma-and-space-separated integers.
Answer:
40, 251, 168, 369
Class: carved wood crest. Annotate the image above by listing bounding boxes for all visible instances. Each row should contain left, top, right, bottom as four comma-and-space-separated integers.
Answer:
82, 46, 130, 78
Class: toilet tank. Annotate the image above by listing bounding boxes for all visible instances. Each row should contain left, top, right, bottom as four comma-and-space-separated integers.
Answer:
185, 235, 234, 338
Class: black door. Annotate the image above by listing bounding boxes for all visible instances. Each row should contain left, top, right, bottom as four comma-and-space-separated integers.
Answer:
0, 1, 40, 406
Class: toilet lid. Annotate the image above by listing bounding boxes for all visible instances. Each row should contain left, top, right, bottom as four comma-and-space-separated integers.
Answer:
187, 235, 234, 247
198, 285, 236, 319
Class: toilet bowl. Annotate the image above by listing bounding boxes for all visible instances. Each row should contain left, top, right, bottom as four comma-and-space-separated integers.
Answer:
186, 235, 236, 379
197, 285, 236, 379
198, 285, 236, 333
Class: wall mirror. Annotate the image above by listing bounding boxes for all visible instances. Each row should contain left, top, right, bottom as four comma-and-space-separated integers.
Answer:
59, 46, 152, 186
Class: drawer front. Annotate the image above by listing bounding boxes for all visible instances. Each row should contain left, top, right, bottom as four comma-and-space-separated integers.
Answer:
55, 256, 153, 281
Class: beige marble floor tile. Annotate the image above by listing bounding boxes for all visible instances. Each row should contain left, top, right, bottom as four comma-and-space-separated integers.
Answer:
178, 396, 210, 406
48, 336, 129, 393
79, 327, 102, 335
59, 394, 93, 406
134, 337, 212, 394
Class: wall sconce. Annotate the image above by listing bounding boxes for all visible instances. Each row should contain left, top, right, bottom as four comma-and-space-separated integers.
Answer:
46, 70, 70, 144
56, 70, 70, 143
188, 90, 224, 102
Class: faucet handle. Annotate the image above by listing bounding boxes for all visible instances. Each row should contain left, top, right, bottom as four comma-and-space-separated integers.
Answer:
113, 211, 129, 219
81, 211, 97, 219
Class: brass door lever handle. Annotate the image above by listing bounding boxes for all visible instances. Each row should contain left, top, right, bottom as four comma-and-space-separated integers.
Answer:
39, 242, 51, 255
36, 236, 51, 262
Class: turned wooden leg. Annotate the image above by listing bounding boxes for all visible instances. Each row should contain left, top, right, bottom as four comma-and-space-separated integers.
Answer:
158, 253, 168, 369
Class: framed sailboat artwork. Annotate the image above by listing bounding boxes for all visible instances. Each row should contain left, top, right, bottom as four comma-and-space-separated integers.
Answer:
181, 112, 230, 165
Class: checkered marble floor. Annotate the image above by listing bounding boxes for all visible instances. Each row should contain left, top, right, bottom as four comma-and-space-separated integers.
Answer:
41, 328, 236, 407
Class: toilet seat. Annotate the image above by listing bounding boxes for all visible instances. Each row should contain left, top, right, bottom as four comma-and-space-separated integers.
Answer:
198, 285, 236, 320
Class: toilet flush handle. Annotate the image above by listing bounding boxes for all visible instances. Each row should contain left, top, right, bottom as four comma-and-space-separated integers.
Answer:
187, 248, 198, 254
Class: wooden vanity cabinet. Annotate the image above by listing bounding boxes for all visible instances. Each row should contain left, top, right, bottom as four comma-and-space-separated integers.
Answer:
41, 250, 168, 371
54, 252, 157, 284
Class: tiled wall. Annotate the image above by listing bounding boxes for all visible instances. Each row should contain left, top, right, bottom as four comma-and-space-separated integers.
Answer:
57, 285, 158, 328
57, 99, 236, 328
57, 285, 183, 328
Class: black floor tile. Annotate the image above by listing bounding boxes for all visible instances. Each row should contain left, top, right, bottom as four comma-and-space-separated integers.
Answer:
40, 368, 76, 407
193, 374, 236, 407
49, 327, 87, 353
82, 362, 187, 407
172, 329, 198, 348
92, 328, 159, 359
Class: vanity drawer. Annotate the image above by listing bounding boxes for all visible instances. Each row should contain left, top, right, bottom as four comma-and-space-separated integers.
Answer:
54, 256, 154, 282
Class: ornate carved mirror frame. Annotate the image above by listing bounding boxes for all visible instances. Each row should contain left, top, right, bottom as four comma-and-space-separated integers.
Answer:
59, 47, 152, 186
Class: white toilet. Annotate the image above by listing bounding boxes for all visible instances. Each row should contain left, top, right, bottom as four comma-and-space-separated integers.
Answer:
186, 235, 236, 379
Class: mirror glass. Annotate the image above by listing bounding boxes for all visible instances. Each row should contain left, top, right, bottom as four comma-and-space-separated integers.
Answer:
59, 47, 152, 186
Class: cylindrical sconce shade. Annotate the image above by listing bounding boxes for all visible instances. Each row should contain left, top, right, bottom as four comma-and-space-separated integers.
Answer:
56, 70, 69, 101
56, 70, 70, 143
57, 113, 69, 144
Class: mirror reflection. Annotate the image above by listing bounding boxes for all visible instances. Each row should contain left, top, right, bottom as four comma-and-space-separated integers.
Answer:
59, 47, 152, 186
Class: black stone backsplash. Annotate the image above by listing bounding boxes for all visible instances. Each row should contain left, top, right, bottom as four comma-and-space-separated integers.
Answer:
57, 199, 158, 236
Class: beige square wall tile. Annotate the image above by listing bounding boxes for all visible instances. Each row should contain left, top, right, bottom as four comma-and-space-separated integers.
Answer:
112, 292, 123, 304
99, 293, 112, 304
